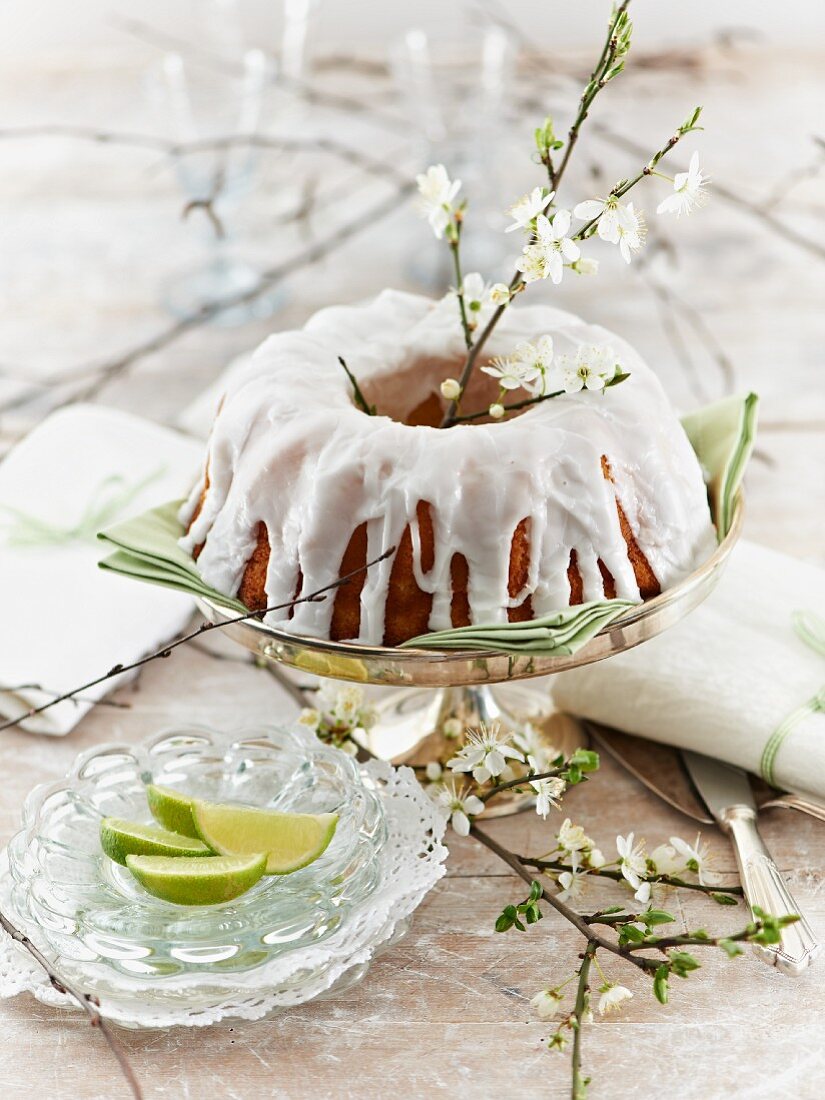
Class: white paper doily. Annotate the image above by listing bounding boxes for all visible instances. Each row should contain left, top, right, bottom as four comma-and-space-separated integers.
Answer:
0, 755, 448, 1028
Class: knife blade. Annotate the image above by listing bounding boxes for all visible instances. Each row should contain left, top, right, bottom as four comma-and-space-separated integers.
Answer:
682, 749, 821, 976
585, 721, 825, 825
586, 722, 713, 822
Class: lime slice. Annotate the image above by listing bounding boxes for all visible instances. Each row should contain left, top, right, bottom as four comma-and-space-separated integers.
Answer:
100, 817, 210, 866
146, 784, 199, 838
192, 801, 338, 875
126, 853, 267, 905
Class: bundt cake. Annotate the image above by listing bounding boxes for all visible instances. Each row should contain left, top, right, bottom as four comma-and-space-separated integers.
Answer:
179, 289, 717, 645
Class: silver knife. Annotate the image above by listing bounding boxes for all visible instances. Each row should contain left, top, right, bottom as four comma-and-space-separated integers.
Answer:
683, 750, 821, 976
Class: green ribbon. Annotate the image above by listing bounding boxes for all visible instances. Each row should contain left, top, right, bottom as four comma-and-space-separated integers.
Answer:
760, 611, 825, 786
1, 467, 166, 549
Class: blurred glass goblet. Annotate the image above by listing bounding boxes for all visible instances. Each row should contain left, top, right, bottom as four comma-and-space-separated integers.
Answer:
145, 47, 277, 325
391, 25, 517, 286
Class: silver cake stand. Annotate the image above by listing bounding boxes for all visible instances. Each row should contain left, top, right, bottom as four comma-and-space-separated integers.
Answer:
197, 503, 742, 810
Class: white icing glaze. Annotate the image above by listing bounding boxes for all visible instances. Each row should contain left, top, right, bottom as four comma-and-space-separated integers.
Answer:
179, 289, 717, 642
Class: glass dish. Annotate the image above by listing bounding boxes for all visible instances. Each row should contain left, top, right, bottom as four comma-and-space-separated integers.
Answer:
3, 726, 447, 1027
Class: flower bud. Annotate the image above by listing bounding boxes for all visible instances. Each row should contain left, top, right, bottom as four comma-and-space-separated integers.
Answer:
489, 403, 505, 420
489, 283, 511, 304
440, 378, 462, 400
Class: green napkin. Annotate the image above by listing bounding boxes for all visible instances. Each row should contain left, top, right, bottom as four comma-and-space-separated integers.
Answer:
682, 392, 758, 539
98, 392, 757, 655
402, 598, 635, 654
97, 500, 245, 612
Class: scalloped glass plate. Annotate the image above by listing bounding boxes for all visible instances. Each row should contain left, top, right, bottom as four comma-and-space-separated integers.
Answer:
2, 726, 448, 1027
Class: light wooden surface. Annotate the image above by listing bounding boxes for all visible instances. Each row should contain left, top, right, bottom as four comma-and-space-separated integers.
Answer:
0, 15, 824, 1100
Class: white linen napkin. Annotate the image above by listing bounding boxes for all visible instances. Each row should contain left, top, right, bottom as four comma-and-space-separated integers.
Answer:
551, 540, 825, 799
0, 404, 203, 735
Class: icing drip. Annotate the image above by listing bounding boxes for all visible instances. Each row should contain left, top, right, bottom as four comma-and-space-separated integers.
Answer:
180, 289, 717, 643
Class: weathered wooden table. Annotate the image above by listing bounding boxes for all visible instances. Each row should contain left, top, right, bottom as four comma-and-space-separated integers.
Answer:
0, 16, 823, 1100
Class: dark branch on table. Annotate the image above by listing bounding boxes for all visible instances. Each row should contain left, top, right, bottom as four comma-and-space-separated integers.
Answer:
0, 180, 414, 417
0, 547, 395, 734
0, 911, 143, 1099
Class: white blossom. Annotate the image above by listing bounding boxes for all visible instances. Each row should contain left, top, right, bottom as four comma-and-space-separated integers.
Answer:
549, 344, 622, 394
557, 863, 588, 903
505, 186, 554, 232
615, 203, 646, 264
489, 283, 511, 304
670, 833, 714, 885
649, 843, 687, 877
558, 818, 593, 854
616, 832, 648, 890
657, 152, 708, 217
416, 164, 461, 239
598, 984, 633, 1015
481, 336, 554, 397
437, 780, 485, 837
573, 194, 637, 243
446, 720, 524, 784
571, 257, 599, 276
532, 775, 566, 819
516, 210, 580, 285
587, 848, 606, 869
443, 717, 463, 739
514, 722, 557, 772
530, 988, 562, 1020
440, 378, 462, 400
298, 682, 376, 750
634, 880, 652, 905
425, 761, 443, 782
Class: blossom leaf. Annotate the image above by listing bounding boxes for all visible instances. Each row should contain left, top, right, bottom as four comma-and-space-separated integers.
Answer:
653, 965, 670, 1004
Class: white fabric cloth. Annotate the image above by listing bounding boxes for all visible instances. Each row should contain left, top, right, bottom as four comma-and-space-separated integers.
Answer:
552, 540, 825, 798
0, 404, 202, 735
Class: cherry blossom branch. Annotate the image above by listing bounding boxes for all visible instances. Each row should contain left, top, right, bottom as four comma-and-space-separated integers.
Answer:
0, 910, 142, 1098
0, 180, 414, 417
589, 121, 825, 262
520, 854, 744, 899
438, 101, 697, 429
547, 0, 632, 191
452, 388, 565, 423
479, 768, 565, 803
449, 224, 474, 351
570, 941, 597, 1099
0, 547, 395, 733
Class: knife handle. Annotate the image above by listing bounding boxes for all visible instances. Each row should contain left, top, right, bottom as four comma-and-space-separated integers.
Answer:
722, 806, 821, 976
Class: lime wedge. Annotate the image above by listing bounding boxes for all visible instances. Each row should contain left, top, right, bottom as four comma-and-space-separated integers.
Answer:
146, 784, 199, 838
126, 853, 267, 905
192, 801, 338, 875
100, 817, 210, 866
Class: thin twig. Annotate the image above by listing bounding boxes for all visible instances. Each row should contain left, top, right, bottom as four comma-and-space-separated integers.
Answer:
337, 357, 374, 415
520, 855, 743, 899
469, 823, 651, 971
0, 911, 142, 1098
549, 1, 631, 192
570, 941, 597, 1100
0, 180, 414, 415
453, 388, 565, 424
0, 547, 395, 733
590, 121, 825, 262
480, 768, 564, 803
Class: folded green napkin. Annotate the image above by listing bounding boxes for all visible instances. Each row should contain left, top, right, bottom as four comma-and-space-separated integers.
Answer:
682, 392, 758, 539
98, 392, 757, 655
402, 598, 635, 653
98, 500, 245, 612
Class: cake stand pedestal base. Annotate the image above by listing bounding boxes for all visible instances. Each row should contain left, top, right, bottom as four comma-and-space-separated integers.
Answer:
364, 681, 573, 818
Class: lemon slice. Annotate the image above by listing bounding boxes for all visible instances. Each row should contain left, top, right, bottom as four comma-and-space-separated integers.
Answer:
146, 784, 199, 838
192, 801, 338, 875
126, 853, 267, 905
100, 817, 210, 866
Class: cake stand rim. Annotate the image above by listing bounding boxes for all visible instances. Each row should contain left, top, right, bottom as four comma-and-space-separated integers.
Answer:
196, 498, 742, 686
